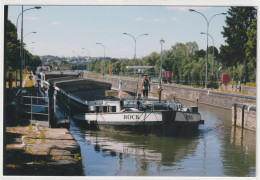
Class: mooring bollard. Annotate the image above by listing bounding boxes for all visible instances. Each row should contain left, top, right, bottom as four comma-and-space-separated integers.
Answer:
36, 123, 40, 131
242, 105, 246, 130
22, 136, 27, 146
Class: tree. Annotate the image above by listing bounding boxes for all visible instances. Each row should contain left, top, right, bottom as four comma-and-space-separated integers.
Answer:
6, 42, 17, 69
60, 60, 70, 65
7, 20, 17, 44
47, 59, 58, 66
185, 41, 199, 57
208, 46, 219, 58
193, 49, 206, 62
28, 55, 42, 71
219, 7, 256, 68
6, 20, 19, 70
245, 18, 257, 82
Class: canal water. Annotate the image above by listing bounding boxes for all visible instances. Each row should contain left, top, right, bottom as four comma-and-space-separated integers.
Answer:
70, 100, 256, 177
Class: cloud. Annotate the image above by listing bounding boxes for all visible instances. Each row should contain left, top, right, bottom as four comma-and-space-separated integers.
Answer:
24, 16, 39, 20
49, 21, 62, 25
121, 48, 132, 52
147, 18, 165, 22
135, 17, 145, 21
165, 6, 211, 11
172, 17, 178, 21
135, 17, 165, 23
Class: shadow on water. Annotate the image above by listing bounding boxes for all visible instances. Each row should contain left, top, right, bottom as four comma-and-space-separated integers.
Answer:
70, 99, 256, 176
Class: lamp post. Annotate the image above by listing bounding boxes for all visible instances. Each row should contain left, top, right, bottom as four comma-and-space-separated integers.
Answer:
19, 6, 41, 89
82, 48, 90, 72
201, 32, 215, 81
123, 33, 148, 79
189, 9, 226, 88
23, 32, 36, 68
159, 39, 165, 103
72, 51, 79, 71
23, 31, 36, 39
15, 6, 41, 88
96, 43, 106, 76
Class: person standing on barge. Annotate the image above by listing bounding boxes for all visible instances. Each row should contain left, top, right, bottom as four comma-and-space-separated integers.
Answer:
141, 75, 150, 102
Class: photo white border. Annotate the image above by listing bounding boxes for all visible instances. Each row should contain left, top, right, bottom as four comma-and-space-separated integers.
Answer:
0, 0, 259, 180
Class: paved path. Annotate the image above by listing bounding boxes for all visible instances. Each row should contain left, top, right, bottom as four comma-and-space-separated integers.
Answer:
5, 124, 83, 176
22, 74, 29, 87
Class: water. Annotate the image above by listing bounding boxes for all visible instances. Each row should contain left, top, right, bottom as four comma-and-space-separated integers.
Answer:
70, 100, 256, 177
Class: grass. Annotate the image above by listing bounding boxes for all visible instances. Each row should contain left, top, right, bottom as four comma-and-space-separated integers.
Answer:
24, 78, 34, 87
28, 123, 32, 131
6, 70, 34, 88
226, 81, 256, 87
246, 82, 256, 87
6, 70, 23, 81
40, 130, 46, 143
73, 153, 82, 164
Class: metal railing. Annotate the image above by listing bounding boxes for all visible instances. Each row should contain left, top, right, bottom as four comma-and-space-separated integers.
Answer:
22, 95, 49, 121
15, 88, 49, 125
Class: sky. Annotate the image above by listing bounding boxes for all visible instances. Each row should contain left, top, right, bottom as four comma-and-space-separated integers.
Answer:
8, 5, 231, 59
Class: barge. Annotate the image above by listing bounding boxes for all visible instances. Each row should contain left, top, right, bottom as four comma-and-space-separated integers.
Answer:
73, 98, 204, 136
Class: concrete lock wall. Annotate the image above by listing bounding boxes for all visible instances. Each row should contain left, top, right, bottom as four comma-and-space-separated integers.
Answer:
232, 104, 256, 131
219, 83, 256, 96
84, 75, 256, 108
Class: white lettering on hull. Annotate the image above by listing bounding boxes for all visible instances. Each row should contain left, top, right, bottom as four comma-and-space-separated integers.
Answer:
123, 115, 141, 120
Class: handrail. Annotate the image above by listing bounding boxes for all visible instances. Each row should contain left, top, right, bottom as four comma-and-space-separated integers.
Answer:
22, 96, 48, 99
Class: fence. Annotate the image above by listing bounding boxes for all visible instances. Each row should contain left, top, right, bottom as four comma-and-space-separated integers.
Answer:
84, 71, 214, 87
15, 88, 49, 126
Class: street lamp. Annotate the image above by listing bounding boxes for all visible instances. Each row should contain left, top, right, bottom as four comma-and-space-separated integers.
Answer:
23, 31, 37, 38
201, 32, 215, 81
159, 39, 165, 103
189, 9, 226, 88
19, 6, 41, 89
82, 48, 90, 72
123, 33, 148, 79
23, 32, 36, 68
72, 51, 78, 71
15, 6, 41, 87
96, 43, 106, 76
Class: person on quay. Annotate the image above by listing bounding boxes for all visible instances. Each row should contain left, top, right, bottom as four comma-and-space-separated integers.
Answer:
141, 75, 150, 102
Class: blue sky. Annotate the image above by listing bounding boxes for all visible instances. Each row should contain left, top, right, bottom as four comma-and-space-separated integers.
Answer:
8, 5, 230, 59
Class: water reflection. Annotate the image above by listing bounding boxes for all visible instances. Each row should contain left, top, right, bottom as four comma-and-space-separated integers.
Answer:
70, 100, 256, 176
71, 124, 200, 176
221, 126, 256, 177
182, 100, 256, 177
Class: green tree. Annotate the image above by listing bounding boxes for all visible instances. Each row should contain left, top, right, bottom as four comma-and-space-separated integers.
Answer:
219, 7, 256, 68
245, 18, 257, 82
185, 41, 199, 57
47, 59, 58, 66
6, 42, 17, 69
7, 20, 19, 70
28, 55, 42, 71
195, 49, 206, 58
60, 60, 70, 65
208, 46, 219, 58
